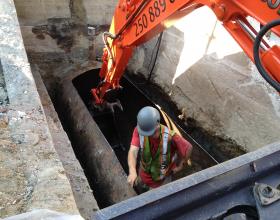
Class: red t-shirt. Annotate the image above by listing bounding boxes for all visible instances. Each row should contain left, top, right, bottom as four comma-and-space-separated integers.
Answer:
131, 126, 192, 188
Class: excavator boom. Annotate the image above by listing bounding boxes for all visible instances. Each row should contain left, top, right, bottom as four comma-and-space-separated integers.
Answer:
92, 0, 280, 104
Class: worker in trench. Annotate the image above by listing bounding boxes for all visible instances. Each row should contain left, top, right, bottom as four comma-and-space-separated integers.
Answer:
127, 106, 193, 192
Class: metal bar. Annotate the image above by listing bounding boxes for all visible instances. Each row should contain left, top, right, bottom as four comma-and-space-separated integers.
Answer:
93, 141, 280, 219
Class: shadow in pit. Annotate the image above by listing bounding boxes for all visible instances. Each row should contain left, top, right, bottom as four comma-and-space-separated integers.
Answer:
72, 69, 217, 179
128, 52, 250, 162
171, 51, 256, 161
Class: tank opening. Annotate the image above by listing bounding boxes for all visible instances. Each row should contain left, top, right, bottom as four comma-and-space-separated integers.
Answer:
124, 72, 247, 162
72, 69, 217, 185
50, 68, 248, 209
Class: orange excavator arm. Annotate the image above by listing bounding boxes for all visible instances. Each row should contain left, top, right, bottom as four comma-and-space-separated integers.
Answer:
91, 0, 280, 104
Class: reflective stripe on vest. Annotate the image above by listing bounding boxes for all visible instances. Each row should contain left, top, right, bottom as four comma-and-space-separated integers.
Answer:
160, 126, 169, 180
140, 135, 144, 151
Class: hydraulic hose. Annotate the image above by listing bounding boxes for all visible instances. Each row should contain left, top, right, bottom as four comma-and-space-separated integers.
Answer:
253, 19, 280, 92
102, 32, 116, 65
147, 32, 163, 83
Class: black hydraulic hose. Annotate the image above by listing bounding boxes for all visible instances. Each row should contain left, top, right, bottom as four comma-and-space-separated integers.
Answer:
147, 32, 163, 83
253, 19, 280, 92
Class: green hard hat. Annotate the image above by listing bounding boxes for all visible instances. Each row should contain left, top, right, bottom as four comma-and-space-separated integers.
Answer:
137, 106, 160, 136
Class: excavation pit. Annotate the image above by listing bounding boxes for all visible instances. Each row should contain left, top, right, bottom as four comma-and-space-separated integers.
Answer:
73, 69, 218, 175
32, 66, 280, 220
46, 67, 217, 208
2, 0, 280, 218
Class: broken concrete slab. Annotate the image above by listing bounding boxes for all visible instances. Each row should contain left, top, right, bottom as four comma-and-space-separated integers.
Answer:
32, 66, 99, 219
0, 0, 80, 218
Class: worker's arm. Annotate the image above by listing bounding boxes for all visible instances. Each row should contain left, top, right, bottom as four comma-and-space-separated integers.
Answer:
127, 145, 139, 187
172, 135, 193, 174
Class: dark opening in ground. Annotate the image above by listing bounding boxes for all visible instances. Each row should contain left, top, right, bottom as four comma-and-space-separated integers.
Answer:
48, 68, 247, 208
73, 69, 217, 177
125, 72, 247, 162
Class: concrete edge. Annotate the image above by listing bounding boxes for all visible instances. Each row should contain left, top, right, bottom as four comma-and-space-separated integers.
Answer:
95, 140, 280, 218
0, 0, 80, 216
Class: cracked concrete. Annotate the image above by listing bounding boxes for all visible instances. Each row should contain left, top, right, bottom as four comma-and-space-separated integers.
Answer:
0, 0, 79, 218
32, 67, 99, 219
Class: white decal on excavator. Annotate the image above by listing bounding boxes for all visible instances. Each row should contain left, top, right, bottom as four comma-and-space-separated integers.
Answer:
262, 0, 280, 15
134, 0, 175, 37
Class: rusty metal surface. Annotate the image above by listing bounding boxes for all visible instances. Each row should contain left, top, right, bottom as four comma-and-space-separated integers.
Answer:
54, 71, 137, 208
33, 69, 99, 218
253, 183, 280, 206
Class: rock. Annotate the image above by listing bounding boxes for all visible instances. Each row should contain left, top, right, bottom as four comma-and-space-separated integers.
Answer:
0, 113, 8, 128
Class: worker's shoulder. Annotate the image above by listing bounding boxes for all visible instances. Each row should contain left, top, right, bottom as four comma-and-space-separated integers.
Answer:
132, 126, 139, 136
170, 132, 187, 143
160, 124, 175, 136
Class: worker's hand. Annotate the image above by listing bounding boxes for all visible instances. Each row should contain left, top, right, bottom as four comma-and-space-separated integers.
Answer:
172, 164, 184, 174
127, 172, 137, 187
